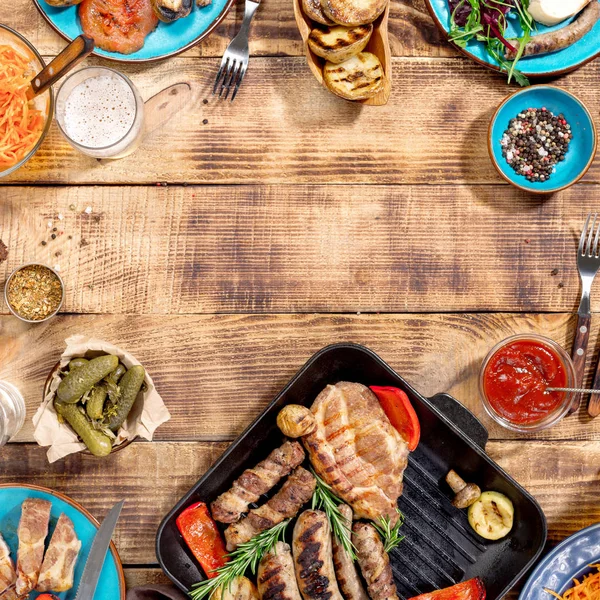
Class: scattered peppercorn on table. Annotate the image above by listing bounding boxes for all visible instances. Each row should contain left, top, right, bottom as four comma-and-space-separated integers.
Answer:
1, 0, 600, 593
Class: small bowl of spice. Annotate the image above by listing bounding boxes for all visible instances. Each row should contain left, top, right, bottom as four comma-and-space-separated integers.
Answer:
489, 85, 597, 194
4, 263, 64, 323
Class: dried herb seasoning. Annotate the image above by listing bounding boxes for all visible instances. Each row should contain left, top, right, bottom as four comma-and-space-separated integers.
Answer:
6, 264, 63, 321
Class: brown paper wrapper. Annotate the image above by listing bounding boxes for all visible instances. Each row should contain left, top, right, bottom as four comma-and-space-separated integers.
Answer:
33, 334, 170, 463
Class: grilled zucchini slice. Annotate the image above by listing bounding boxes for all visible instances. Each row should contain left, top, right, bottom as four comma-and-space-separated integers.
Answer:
303, 0, 335, 25
468, 491, 514, 541
320, 0, 387, 26
308, 24, 372, 63
323, 51, 384, 101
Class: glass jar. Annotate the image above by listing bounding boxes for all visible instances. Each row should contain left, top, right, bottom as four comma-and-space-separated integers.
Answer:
0, 381, 26, 445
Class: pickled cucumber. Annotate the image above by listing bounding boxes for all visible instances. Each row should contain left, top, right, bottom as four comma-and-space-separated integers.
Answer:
106, 363, 127, 384
68, 357, 89, 370
106, 365, 145, 432
54, 400, 112, 457
86, 383, 107, 420
57, 355, 119, 403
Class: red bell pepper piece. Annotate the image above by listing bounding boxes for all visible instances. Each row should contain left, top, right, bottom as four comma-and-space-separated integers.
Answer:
176, 501, 229, 578
408, 578, 486, 600
36, 595, 61, 600
370, 386, 421, 451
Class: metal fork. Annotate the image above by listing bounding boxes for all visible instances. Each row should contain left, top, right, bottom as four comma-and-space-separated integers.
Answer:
569, 213, 600, 415
213, 0, 260, 101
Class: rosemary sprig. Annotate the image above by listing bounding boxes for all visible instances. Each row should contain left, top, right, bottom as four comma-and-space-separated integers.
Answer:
373, 508, 405, 553
188, 519, 290, 600
311, 470, 357, 561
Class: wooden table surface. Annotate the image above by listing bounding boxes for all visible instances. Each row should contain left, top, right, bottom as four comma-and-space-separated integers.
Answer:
1, 0, 600, 594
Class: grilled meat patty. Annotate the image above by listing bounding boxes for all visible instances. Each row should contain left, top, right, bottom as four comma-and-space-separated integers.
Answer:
258, 542, 303, 600
225, 467, 316, 550
212, 440, 306, 524
15, 498, 51, 596
332, 505, 369, 600
303, 382, 408, 524
292, 510, 344, 600
352, 522, 398, 600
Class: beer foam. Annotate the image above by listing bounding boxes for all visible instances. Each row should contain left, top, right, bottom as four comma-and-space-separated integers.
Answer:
63, 74, 136, 148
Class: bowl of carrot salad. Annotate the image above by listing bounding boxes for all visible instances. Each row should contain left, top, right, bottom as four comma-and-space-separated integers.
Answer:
0, 24, 54, 178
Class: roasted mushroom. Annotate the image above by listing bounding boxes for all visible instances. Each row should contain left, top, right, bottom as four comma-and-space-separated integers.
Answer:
151, 0, 193, 22
277, 405, 317, 438
445, 470, 481, 509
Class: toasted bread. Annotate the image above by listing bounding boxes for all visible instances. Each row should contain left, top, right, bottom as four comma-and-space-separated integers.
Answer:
308, 24, 372, 63
320, 0, 386, 26
323, 52, 384, 101
302, 0, 335, 25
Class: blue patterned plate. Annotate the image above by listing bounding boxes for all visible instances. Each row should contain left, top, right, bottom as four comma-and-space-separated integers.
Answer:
0, 484, 125, 600
519, 523, 600, 600
33, 0, 234, 62
425, 0, 600, 77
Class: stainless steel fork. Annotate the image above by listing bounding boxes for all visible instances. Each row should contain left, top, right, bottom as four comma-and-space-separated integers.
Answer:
569, 213, 600, 414
213, 0, 260, 101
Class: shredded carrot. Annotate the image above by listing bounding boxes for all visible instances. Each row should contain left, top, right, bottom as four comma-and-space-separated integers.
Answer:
0, 44, 45, 170
545, 565, 600, 600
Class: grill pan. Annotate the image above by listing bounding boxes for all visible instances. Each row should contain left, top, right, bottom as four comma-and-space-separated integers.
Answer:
156, 343, 547, 600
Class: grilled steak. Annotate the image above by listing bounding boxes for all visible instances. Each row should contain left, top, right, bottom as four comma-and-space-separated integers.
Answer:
332, 505, 369, 600
293, 510, 344, 600
37, 514, 82, 592
258, 542, 303, 600
15, 498, 51, 596
0, 534, 16, 594
225, 467, 316, 550
212, 440, 306, 524
303, 382, 408, 524
352, 523, 398, 600
0, 586, 19, 600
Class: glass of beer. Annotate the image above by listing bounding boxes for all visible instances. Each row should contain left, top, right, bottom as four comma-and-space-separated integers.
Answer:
55, 66, 145, 159
0, 381, 26, 446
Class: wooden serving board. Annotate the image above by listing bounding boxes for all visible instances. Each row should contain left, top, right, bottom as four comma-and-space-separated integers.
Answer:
293, 0, 392, 105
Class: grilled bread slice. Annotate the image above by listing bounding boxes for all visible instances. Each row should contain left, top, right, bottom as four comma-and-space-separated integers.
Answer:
323, 52, 384, 101
308, 24, 372, 63
302, 0, 335, 25
320, 0, 386, 26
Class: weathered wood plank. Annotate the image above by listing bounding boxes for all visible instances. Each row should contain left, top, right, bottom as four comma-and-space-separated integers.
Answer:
124, 568, 172, 588
0, 441, 595, 564
2, 313, 600, 443
4, 0, 451, 58
3, 57, 599, 185
0, 185, 589, 314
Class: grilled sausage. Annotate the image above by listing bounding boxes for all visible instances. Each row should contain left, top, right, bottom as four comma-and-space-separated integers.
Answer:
225, 467, 316, 550
352, 523, 398, 600
332, 506, 369, 600
212, 440, 306, 524
505, 2, 600, 59
258, 542, 303, 600
292, 510, 344, 600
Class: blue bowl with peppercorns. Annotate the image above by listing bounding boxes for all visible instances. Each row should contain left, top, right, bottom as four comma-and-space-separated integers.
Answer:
489, 86, 597, 194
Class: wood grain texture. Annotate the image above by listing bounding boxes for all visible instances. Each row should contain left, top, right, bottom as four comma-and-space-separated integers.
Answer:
0, 185, 594, 314
3, 58, 600, 185
2, 0, 451, 58
0, 441, 596, 564
3, 312, 600, 444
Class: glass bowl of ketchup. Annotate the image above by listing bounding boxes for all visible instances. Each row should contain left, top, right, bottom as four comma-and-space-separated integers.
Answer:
479, 334, 577, 432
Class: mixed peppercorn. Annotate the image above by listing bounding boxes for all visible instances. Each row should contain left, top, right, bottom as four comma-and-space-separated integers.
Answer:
500, 108, 572, 183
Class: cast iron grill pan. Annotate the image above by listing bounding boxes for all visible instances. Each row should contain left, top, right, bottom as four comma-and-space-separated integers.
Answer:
156, 344, 547, 600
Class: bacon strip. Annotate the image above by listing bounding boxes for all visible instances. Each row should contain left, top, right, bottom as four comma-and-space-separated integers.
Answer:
37, 514, 82, 592
15, 498, 51, 596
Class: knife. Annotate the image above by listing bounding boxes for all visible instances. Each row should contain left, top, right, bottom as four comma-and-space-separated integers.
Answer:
75, 500, 125, 600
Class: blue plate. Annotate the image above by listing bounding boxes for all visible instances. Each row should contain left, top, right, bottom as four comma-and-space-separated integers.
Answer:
33, 0, 234, 62
488, 85, 597, 193
425, 0, 600, 77
0, 484, 125, 600
519, 523, 600, 600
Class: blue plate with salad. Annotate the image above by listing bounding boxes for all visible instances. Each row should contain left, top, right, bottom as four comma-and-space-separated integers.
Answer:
425, 0, 600, 83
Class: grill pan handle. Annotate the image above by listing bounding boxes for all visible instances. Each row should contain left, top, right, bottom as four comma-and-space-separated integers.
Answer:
427, 393, 488, 450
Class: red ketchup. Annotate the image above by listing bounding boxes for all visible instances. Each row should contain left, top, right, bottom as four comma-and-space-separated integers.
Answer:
483, 339, 567, 425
